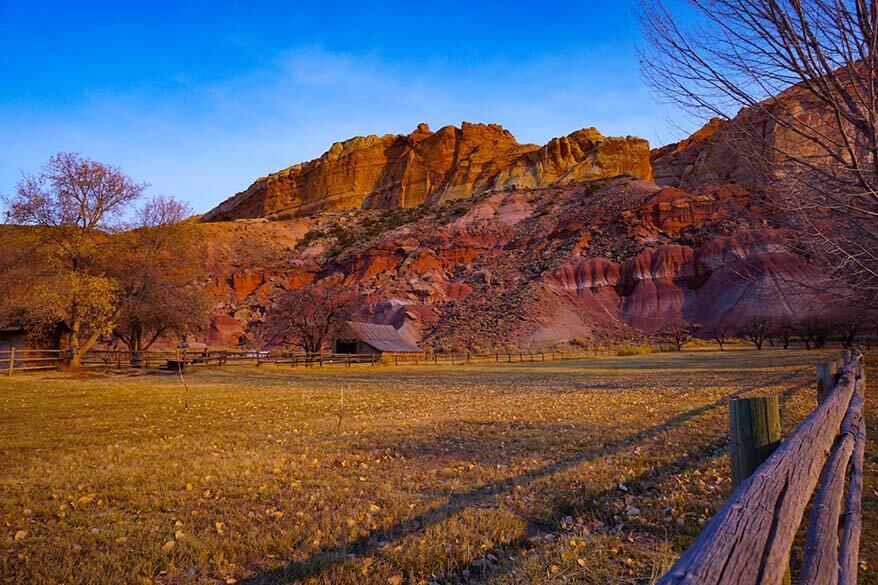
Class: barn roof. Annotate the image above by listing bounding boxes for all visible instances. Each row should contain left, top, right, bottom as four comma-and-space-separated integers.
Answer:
344, 321, 423, 353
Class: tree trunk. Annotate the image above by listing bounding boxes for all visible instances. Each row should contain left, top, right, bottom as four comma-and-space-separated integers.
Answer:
68, 319, 81, 370
129, 325, 144, 368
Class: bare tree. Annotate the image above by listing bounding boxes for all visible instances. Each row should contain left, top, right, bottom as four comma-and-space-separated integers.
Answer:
739, 317, 774, 350
658, 323, 700, 351
704, 323, 734, 351
773, 317, 797, 349
796, 316, 834, 349
640, 1, 878, 292
3, 153, 145, 367
837, 316, 861, 348
264, 280, 356, 355
826, 296, 871, 347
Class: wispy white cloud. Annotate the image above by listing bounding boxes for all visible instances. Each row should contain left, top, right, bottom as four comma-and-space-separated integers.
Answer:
0, 46, 692, 213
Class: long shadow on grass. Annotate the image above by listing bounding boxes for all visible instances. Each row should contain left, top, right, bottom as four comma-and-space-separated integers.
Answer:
448, 433, 732, 584
240, 370, 810, 584
429, 375, 811, 584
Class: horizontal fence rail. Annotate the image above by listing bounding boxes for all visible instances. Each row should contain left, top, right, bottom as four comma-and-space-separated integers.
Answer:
2, 343, 666, 375
0, 348, 64, 374
658, 351, 867, 585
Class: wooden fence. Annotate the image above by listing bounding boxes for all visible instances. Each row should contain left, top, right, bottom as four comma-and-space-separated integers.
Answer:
0, 348, 64, 374
658, 350, 866, 585
0, 343, 651, 375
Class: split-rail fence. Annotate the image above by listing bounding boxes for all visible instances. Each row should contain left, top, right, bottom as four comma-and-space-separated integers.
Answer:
658, 350, 867, 585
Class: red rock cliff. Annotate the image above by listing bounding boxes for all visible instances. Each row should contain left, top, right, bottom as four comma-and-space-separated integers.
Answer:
202, 123, 653, 221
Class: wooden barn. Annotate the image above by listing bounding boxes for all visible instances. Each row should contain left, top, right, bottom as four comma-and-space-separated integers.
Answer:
333, 321, 422, 356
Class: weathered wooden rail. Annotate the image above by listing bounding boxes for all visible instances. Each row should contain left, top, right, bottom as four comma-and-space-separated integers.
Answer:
658, 351, 867, 585
1, 343, 656, 374
0, 348, 64, 374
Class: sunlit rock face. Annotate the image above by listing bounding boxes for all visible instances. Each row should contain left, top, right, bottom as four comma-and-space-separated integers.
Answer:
201, 123, 653, 221
493, 128, 652, 189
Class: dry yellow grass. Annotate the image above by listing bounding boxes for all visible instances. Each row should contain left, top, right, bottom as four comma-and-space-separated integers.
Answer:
0, 350, 873, 584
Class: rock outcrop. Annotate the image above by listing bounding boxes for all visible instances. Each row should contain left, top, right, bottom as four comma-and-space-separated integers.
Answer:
650, 80, 843, 191
493, 128, 652, 189
201, 123, 653, 221
195, 172, 840, 348
650, 117, 766, 190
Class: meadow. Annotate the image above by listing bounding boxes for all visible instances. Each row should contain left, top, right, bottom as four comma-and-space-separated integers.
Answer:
0, 350, 874, 584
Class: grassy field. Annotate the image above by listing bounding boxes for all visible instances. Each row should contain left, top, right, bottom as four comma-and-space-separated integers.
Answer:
0, 350, 874, 584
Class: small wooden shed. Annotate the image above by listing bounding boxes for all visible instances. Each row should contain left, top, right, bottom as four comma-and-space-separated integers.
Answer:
0, 328, 26, 352
334, 321, 422, 356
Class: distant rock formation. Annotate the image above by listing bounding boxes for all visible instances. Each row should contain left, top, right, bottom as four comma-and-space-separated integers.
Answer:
201, 123, 652, 221
650, 81, 837, 191
493, 128, 652, 189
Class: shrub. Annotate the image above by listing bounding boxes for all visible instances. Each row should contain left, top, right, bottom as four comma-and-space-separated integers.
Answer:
616, 343, 653, 356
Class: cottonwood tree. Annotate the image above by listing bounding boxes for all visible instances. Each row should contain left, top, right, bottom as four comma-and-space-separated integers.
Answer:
111, 196, 211, 363
3, 154, 206, 368
640, 0, 878, 292
264, 280, 356, 355
3, 153, 145, 367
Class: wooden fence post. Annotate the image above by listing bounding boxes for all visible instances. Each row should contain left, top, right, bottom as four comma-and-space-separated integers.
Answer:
729, 395, 782, 486
816, 361, 836, 404
832, 356, 844, 380
8, 347, 14, 376
729, 394, 790, 585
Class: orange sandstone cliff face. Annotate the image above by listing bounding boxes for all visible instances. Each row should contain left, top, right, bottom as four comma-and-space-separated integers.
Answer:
201, 123, 653, 221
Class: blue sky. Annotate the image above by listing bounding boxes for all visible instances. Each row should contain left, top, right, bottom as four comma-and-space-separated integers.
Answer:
0, 1, 695, 214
